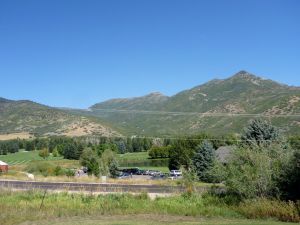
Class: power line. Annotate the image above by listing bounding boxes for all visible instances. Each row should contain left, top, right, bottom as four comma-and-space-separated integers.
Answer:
90, 109, 300, 118
85, 134, 300, 143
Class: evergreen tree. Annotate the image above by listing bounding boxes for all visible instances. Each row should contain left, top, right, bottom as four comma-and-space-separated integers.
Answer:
192, 140, 215, 182
241, 119, 280, 147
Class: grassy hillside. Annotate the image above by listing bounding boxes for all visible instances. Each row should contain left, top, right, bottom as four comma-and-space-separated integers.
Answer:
0, 98, 119, 137
1, 71, 299, 137
88, 71, 300, 136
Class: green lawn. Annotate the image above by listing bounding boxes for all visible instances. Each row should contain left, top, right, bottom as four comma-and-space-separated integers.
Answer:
0, 151, 150, 166
117, 152, 169, 172
117, 151, 150, 161
0, 150, 63, 165
120, 166, 170, 173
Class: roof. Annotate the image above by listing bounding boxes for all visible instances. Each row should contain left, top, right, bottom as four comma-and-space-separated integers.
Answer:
216, 146, 235, 163
0, 160, 8, 166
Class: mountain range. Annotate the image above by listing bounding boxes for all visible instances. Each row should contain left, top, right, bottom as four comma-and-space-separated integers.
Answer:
1, 71, 299, 139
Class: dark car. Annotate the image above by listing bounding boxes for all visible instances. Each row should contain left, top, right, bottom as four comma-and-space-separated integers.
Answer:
117, 172, 131, 179
121, 168, 140, 175
151, 173, 167, 180
136, 169, 146, 175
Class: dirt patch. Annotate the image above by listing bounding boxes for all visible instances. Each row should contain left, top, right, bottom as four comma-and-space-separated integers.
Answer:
0, 132, 33, 140
264, 95, 300, 115
59, 120, 120, 137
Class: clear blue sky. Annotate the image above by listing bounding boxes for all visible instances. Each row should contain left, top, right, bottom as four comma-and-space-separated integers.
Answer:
0, 0, 299, 108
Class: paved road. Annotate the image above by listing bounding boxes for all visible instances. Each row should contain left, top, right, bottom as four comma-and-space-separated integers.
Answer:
0, 179, 215, 193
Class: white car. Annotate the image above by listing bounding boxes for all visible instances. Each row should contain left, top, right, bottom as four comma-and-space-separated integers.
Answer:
170, 170, 182, 176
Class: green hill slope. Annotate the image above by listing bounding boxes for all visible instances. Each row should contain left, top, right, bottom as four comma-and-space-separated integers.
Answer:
89, 71, 300, 136
0, 98, 119, 138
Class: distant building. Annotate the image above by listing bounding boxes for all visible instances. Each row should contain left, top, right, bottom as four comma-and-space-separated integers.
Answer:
215, 146, 235, 164
0, 160, 8, 172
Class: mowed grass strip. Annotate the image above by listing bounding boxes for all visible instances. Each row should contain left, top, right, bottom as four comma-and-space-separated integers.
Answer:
0, 150, 63, 165
117, 152, 150, 161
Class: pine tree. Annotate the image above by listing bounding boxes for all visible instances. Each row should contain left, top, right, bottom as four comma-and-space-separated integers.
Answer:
241, 119, 280, 147
192, 140, 215, 182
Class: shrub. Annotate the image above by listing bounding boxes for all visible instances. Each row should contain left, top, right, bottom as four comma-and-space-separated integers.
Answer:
26, 161, 74, 177
217, 145, 292, 199
39, 148, 49, 159
237, 198, 300, 222
148, 146, 171, 158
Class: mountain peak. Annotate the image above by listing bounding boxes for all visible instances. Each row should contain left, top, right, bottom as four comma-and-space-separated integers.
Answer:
232, 70, 256, 78
146, 92, 166, 97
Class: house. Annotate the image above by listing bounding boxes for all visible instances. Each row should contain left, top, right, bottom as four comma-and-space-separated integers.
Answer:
0, 160, 8, 172
215, 146, 235, 164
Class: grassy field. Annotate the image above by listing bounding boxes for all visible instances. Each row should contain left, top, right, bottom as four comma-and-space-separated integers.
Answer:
0, 150, 63, 165
0, 190, 298, 225
117, 152, 170, 172
0, 150, 170, 173
117, 152, 149, 161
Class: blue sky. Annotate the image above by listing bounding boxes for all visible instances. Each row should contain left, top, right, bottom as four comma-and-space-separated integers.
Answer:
0, 0, 299, 108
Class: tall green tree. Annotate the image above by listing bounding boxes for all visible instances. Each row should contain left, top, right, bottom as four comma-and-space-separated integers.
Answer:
80, 148, 100, 176
99, 149, 119, 177
278, 149, 300, 200
109, 158, 119, 178
168, 140, 193, 170
192, 140, 215, 182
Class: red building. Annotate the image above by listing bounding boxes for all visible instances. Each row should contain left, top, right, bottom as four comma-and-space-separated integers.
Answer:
0, 160, 8, 172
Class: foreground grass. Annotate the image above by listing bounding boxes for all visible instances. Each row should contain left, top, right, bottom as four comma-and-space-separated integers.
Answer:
21, 215, 297, 225
0, 190, 299, 225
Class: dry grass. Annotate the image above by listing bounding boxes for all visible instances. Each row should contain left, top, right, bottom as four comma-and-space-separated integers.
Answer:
0, 132, 33, 140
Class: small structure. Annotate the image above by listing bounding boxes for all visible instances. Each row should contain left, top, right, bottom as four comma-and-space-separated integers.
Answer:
215, 146, 235, 164
0, 160, 8, 173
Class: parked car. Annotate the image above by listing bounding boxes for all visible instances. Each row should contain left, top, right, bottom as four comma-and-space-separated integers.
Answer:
170, 170, 182, 176
151, 173, 168, 180
117, 172, 131, 179
148, 170, 162, 176
136, 169, 146, 175
121, 168, 140, 175
168, 174, 182, 180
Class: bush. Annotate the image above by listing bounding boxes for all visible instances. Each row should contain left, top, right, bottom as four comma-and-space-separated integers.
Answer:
26, 161, 74, 177
237, 198, 300, 222
39, 148, 49, 159
65, 169, 75, 177
148, 146, 171, 159
217, 145, 292, 199
26, 161, 56, 177
52, 148, 59, 157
